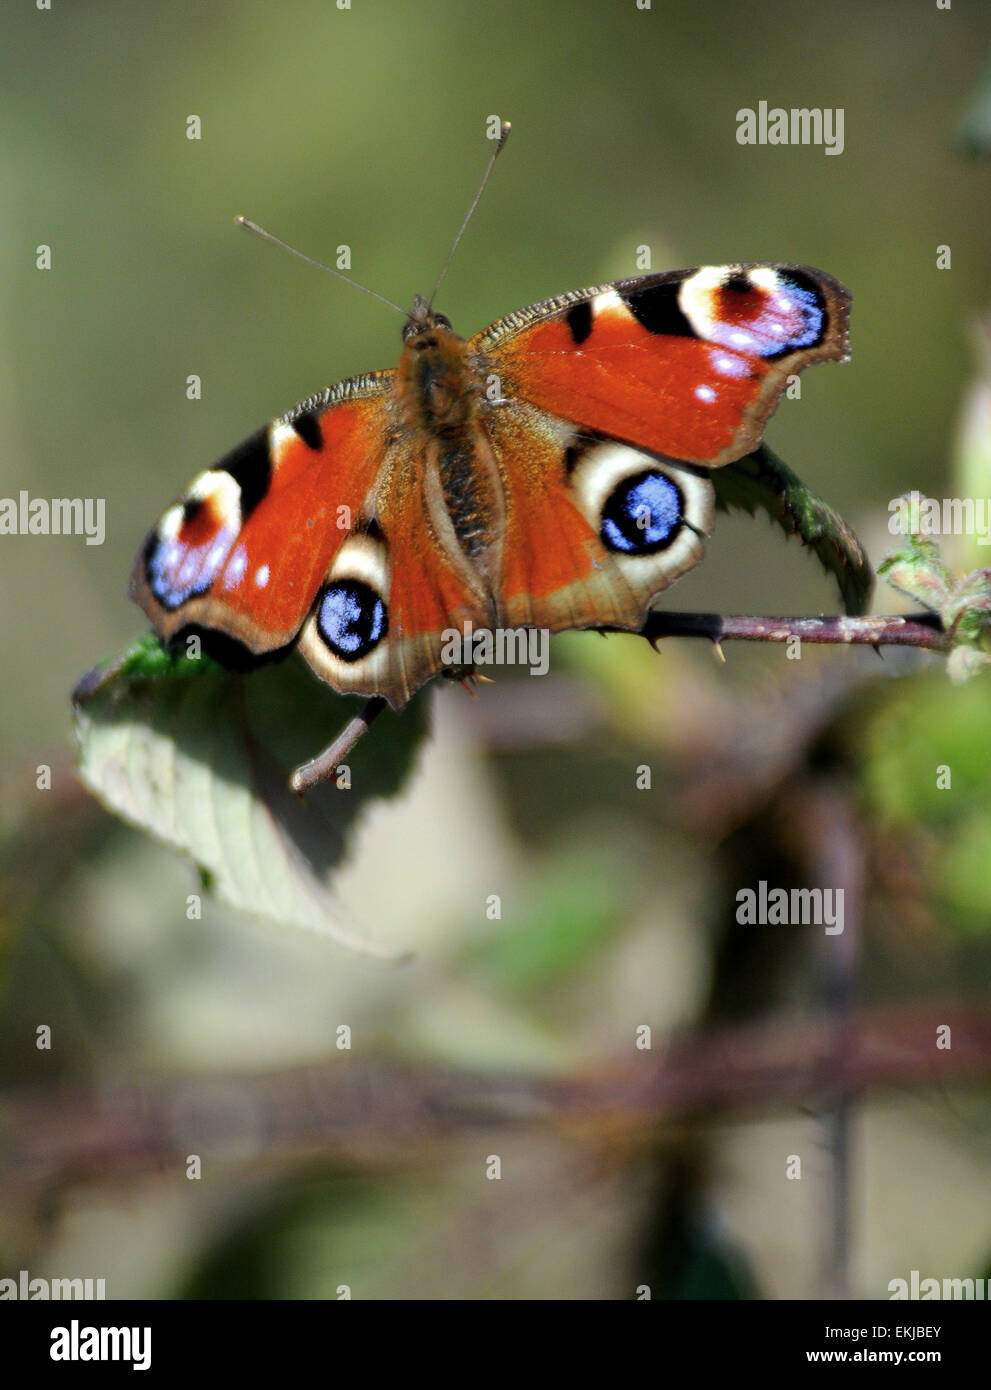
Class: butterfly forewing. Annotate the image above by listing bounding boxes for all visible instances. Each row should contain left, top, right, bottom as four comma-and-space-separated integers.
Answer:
130, 374, 392, 653
472, 264, 850, 467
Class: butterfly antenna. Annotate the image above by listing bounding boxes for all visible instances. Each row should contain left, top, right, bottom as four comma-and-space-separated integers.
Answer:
236, 216, 407, 317
428, 121, 511, 309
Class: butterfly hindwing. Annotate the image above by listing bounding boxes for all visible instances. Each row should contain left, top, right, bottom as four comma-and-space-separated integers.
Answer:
484, 400, 714, 634
296, 437, 492, 705
472, 264, 850, 468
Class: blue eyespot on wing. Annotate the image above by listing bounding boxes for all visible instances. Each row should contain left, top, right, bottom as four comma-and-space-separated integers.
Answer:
600, 470, 684, 554
316, 580, 388, 661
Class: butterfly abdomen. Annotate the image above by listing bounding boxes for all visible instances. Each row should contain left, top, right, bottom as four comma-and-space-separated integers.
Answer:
397, 321, 504, 570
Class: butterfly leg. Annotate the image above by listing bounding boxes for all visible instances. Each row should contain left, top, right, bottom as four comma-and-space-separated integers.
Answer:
290, 696, 388, 796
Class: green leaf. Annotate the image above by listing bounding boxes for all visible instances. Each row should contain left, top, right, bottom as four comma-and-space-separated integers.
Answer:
72, 634, 428, 956
71, 630, 227, 696
877, 532, 953, 612
944, 567, 991, 646
879, 515, 991, 681
712, 444, 874, 616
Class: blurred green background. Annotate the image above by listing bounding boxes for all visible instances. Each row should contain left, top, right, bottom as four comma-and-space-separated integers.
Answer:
2, 0, 991, 1300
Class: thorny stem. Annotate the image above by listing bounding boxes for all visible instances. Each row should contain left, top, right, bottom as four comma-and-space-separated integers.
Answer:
634, 610, 947, 650
290, 613, 947, 791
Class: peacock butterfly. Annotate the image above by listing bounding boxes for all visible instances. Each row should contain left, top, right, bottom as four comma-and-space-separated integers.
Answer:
130, 124, 851, 790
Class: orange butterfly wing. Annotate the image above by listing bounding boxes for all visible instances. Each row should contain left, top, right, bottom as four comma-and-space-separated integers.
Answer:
295, 438, 493, 705
465, 263, 849, 637
472, 264, 850, 467
130, 375, 391, 653
481, 401, 713, 635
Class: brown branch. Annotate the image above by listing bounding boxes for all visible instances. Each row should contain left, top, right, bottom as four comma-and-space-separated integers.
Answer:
635, 610, 947, 650
3, 994, 988, 1196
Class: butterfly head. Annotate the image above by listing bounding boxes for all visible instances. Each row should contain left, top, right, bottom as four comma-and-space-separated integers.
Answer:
396, 294, 471, 431
402, 293, 455, 346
